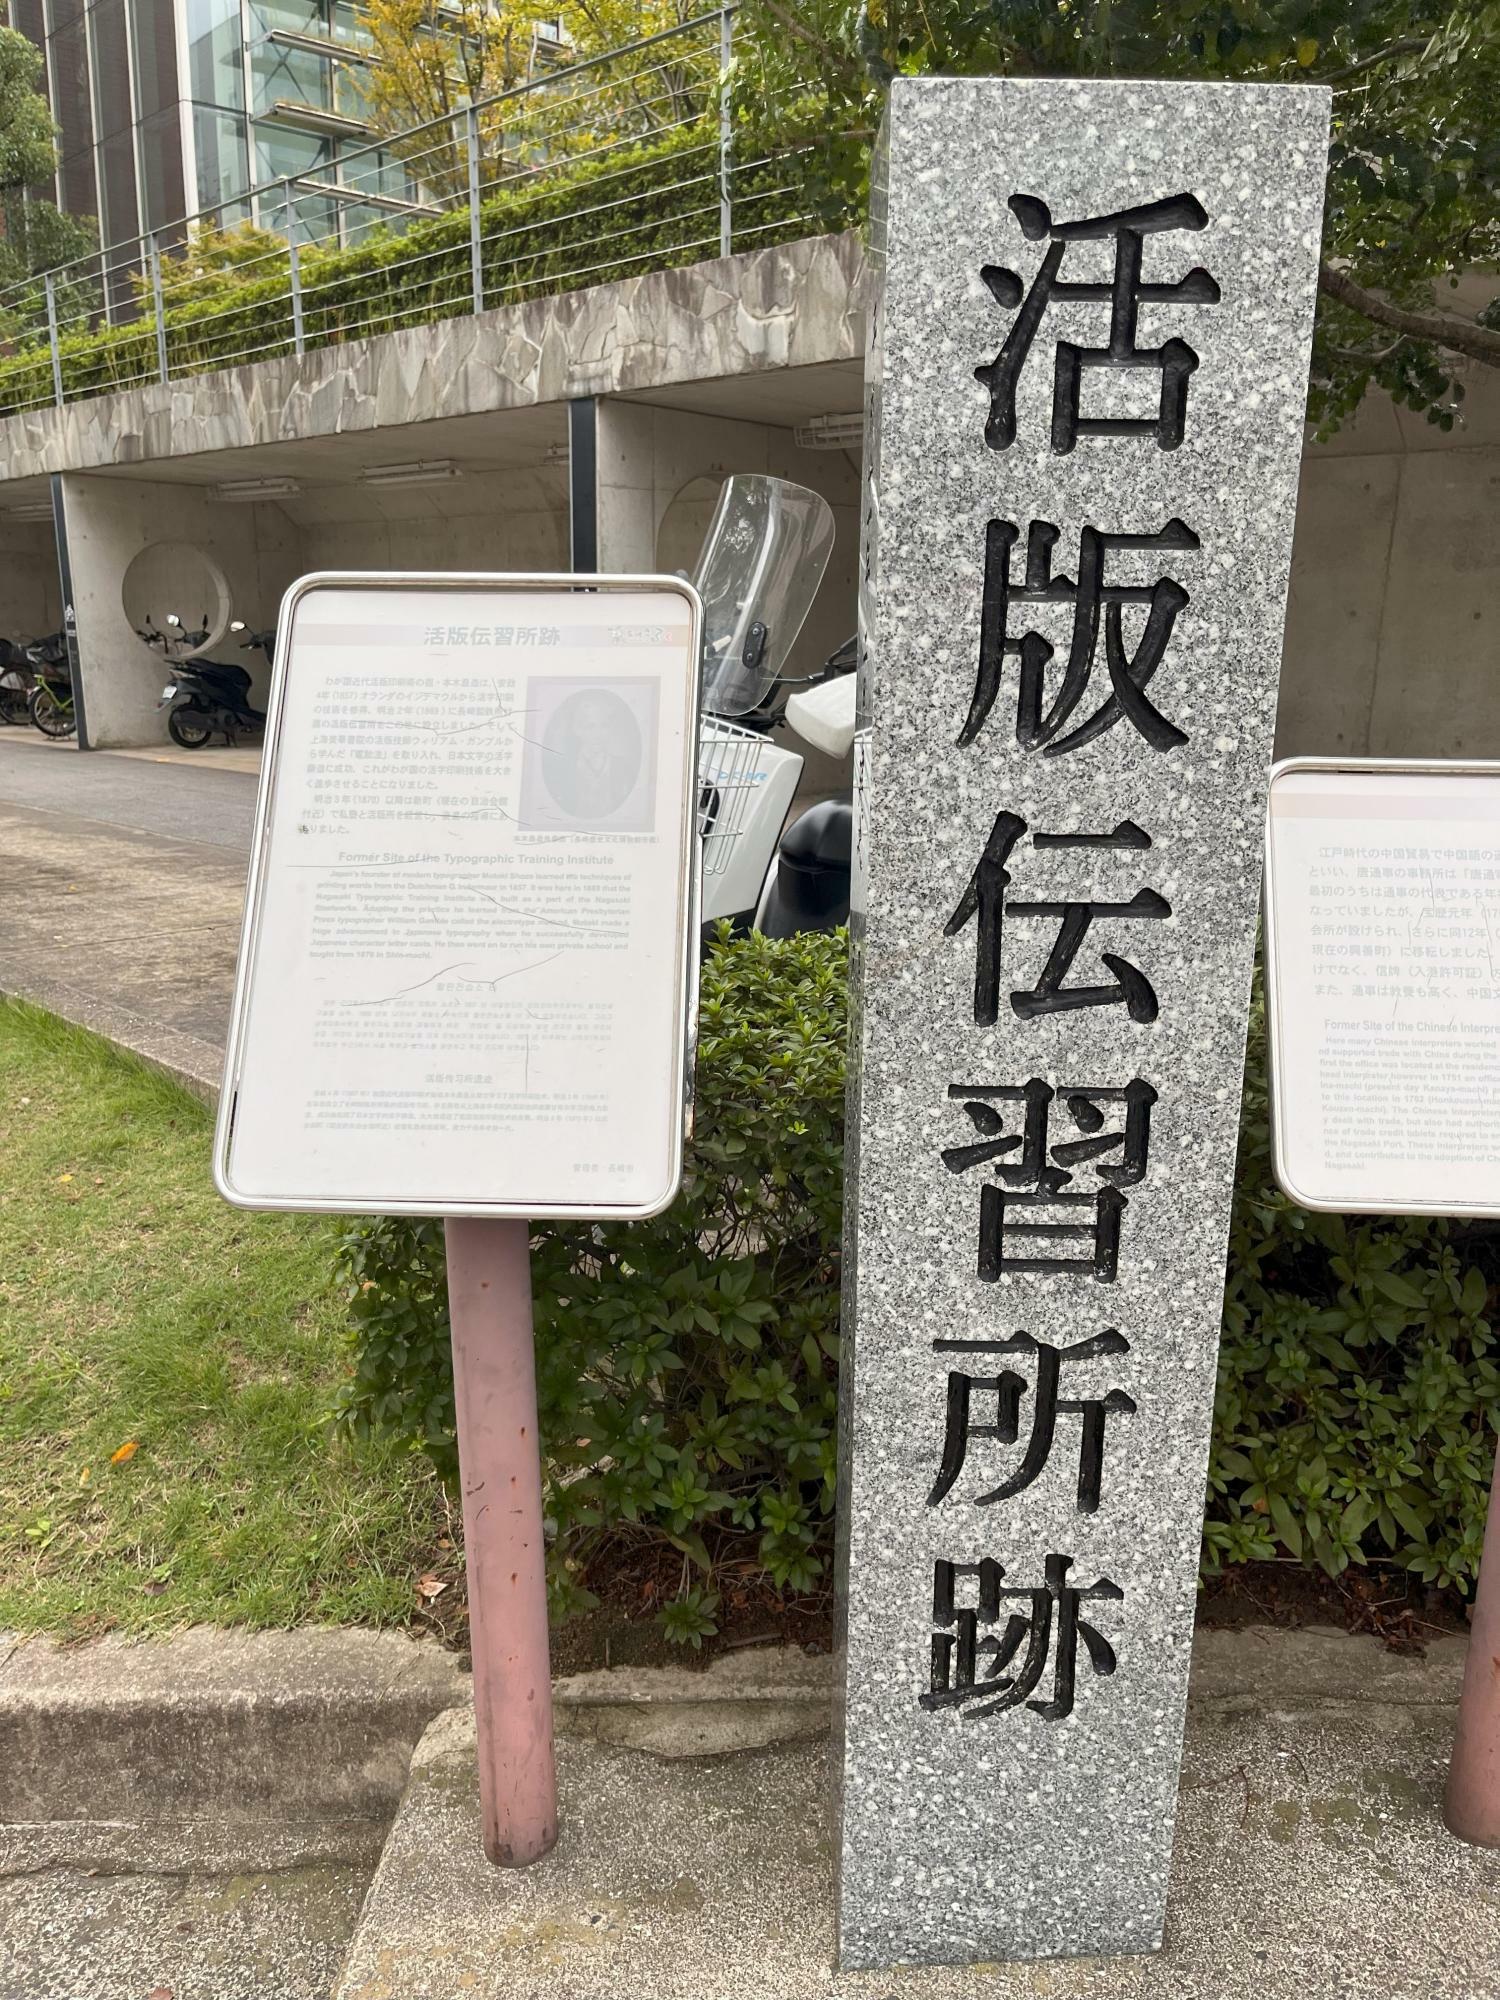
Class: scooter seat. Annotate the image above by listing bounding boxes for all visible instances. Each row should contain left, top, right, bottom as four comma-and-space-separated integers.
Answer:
779, 798, 853, 873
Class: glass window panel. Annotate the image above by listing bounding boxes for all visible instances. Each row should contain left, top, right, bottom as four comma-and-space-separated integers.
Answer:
191, 103, 250, 216
88, 0, 133, 143
137, 106, 185, 230
335, 141, 408, 205
45, 0, 86, 34
95, 124, 139, 248
11, 0, 45, 46
250, 0, 322, 39
48, 17, 94, 159
130, 0, 180, 123
187, 0, 244, 109
254, 119, 330, 179
255, 120, 335, 242
251, 39, 332, 115
58, 142, 98, 219
330, 1, 370, 48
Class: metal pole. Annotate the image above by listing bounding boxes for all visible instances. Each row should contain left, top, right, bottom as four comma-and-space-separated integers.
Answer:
445, 1216, 558, 1867
148, 235, 168, 383
1445, 1453, 1500, 1843
718, 6, 733, 259
467, 105, 484, 315
285, 182, 305, 356
44, 273, 63, 407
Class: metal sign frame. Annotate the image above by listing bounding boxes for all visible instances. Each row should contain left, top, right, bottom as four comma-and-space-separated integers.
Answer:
1264, 753, 1500, 1218
214, 570, 704, 1221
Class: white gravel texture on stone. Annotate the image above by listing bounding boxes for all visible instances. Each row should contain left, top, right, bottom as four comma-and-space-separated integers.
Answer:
835, 75, 1330, 1970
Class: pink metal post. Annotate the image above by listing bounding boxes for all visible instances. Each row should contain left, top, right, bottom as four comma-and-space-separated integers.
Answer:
1446, 1456, 1500, 1845
445, 1216, 558, 1867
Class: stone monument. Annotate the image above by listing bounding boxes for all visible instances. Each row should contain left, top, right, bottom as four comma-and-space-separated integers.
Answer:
835, 76, 1330, 1969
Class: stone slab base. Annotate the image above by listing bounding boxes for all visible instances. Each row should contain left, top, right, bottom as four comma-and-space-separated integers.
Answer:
334, 1628, 1498, 2000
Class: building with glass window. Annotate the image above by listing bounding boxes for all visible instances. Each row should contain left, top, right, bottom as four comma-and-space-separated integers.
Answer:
10, 0, 453, 254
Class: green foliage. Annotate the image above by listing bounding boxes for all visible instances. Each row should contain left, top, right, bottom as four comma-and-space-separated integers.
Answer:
336, 926, 847, 1642
0, 22, 55, 194
1207, 981, 1500, 1589
741, 0, 1500, 431
0, 11, 98, 338
0, 113, 839, 417
0, 197, 97, 342
338, 935, 1500, 1639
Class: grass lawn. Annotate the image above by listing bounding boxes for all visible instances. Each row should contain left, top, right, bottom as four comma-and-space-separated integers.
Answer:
0, 998, 444, 1637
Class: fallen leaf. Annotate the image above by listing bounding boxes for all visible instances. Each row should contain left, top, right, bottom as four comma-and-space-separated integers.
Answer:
148, 1987, 174, 1999
57, 1173, 74, 1184
143, 1580, 170, 1596
78, 1466, 90, 1486
416, 1574, 449, 1602
110, 1441, 139, 1466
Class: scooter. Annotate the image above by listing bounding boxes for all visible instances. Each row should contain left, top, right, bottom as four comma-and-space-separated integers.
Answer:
691, 475, 855, 938
145, 614, 270, 748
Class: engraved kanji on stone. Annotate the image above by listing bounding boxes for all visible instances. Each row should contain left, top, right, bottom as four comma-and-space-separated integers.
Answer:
962, 518, 1198, 758
943, 810, 1169, 1026
920, 1553, 1123, 1720
928, 1330, 1136, 1510
975, 192, 1221, 454
942, 1079, 1157, 1283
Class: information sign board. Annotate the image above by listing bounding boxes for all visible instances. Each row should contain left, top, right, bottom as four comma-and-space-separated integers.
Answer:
215, 573, 703, 1219
1265, 756, 1500, 1216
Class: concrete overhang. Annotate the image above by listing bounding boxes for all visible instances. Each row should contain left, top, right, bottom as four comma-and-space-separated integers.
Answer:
0, 231, 868, 500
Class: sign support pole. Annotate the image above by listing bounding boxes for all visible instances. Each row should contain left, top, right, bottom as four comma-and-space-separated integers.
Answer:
1445, 1461, 1500, 1845
445, 1215, 558, 1867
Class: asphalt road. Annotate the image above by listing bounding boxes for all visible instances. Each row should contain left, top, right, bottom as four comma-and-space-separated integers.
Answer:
0, 734, 258, 851
0, 737, 256, 1092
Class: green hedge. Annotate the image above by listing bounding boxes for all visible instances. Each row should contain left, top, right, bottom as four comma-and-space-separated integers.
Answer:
336, 926, 845, 1647
1207, 980, 1499, 1589
335, 931, 1499, 1642
0, 116, 853, 418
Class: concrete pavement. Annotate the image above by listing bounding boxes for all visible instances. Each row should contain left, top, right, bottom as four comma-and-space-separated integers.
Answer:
2, 1625, 1494, 2000
337, 1625, 1498, 2000
0, 735, 254, 1095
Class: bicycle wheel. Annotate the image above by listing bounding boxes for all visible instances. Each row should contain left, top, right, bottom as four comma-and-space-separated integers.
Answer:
0, 678, 29, 726
29, 687, 75, 738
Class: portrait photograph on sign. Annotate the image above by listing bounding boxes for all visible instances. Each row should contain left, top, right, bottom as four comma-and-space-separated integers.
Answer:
214, 576, 702, 1219
1265, 758, 1500, 1217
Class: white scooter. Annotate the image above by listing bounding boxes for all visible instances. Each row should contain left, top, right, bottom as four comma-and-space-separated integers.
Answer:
691, 474, 856, 937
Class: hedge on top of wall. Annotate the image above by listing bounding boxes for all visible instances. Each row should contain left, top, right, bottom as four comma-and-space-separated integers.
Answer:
0, 116, 850, 418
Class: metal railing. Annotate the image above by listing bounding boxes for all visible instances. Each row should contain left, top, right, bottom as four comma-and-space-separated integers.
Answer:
0, 8, 835, 421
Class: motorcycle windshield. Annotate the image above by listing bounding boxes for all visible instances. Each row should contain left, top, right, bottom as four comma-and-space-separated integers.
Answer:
693, 476, 836, 717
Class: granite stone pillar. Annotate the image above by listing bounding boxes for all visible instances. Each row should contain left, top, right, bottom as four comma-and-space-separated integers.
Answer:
834, 76, 1329, 1970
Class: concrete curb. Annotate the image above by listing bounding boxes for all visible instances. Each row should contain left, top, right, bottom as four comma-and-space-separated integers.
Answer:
0, 1623, 1469, 1827
0, 1628, 467, 1823
0, 966, 223, 1103
553, 1645, 831, 1757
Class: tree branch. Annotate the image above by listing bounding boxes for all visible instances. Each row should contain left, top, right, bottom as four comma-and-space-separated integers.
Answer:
1323, 339, 1404, 368
1318, 263, 1500, 369
1321, 35, 1430, 85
